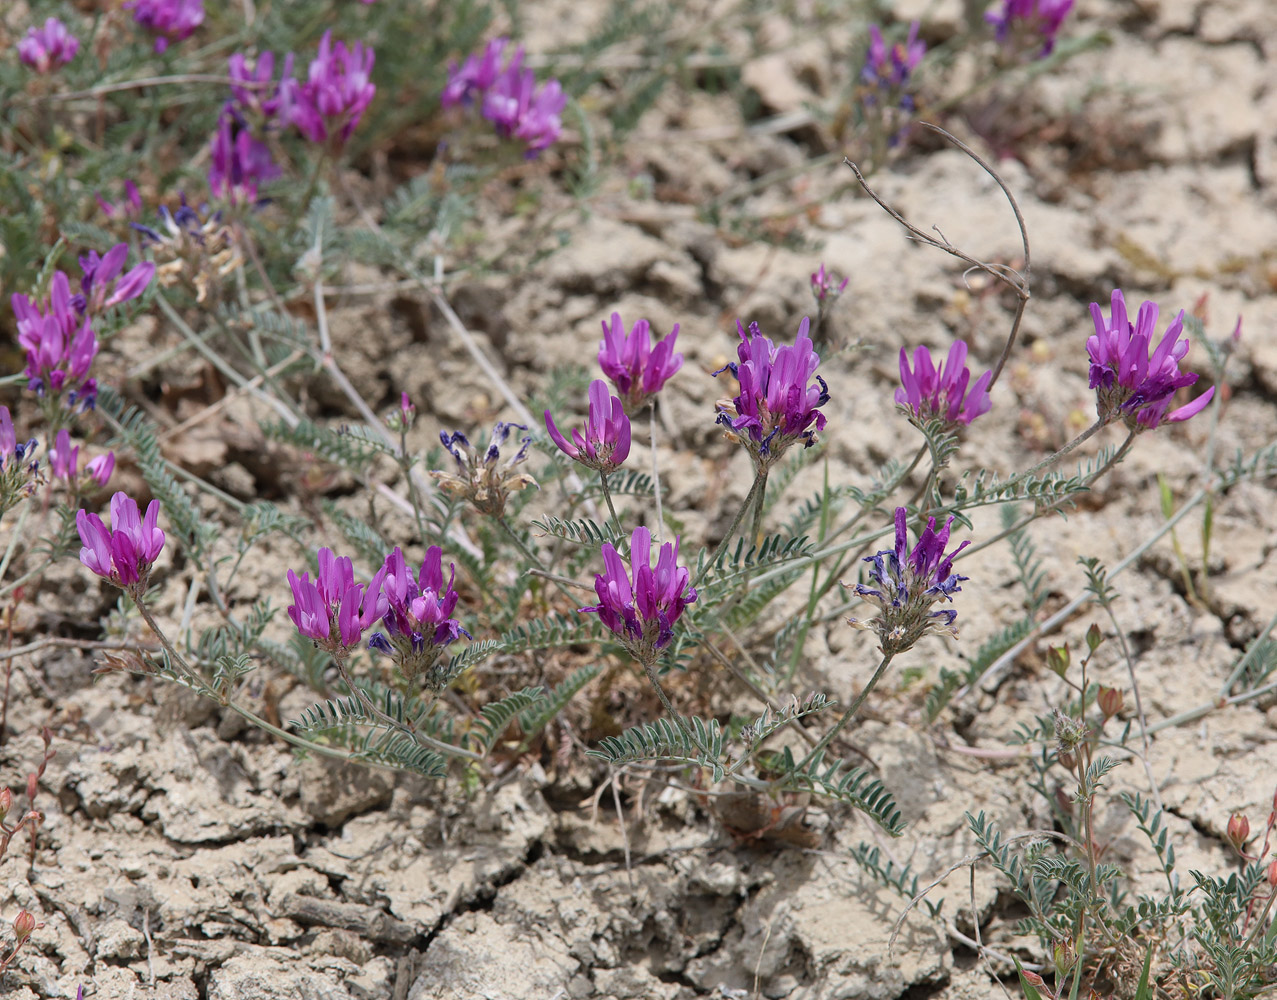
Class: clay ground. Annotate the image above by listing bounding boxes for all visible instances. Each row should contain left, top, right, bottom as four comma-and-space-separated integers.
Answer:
4, 0, 1277, 997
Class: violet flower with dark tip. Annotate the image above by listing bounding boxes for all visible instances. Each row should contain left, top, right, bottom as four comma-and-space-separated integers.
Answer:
77, 493, 166, 597
0, 407, 40, 517
848, 507, 968, 655
431, 422, 537, 517
896, 341, 992, 427
209, 111, 280, 206
580, 526, 697, 664
598, 313, 683, 416
76, 244, 155, 314
714, 317, 829, 470
862, 22, 925, 93
368, 546, 470, 687
987, 0, 1075, 57
124, 0, 204, 53
287, 547, 387, 650
545, 380, 632, 475
18, 18, 80, 73
1087, 290, 1215, 430
286, 31, 376, 146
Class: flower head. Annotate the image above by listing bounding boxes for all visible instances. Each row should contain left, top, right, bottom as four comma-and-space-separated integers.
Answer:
284, 30, 376, 146
545, 380, 631, 475
132, 196, 241, 304
986, 0, 1074, 57
1087, 290, 1215, 430
861, 22, 925, 92
431, 422, 537, 518
896, 341, 993, 427
580, 526, 697, 663
811, 264, 849, 303
368, 547, 470, 687
443, 39, 565, 157
228, 50, 295, 123
86, 452, 115, 488
76, 244, 155, 314
209, 109, 280, 206
124, 0, 204, 53
714, 317, 829, 470
76, 492, 165, 596
18, 18, 80, 73
597, 313, 683, 415
287, 547, 387, 651
848, 507, 969, 654
11, 272, 99, 409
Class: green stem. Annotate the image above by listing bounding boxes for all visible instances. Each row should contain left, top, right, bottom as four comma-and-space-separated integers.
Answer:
496, 516, 577, 604
599, 471, 622, 534
797, 653, 894, 770
695, 469, 767, 588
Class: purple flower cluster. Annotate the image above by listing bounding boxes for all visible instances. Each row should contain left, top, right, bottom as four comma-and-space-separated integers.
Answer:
431, 422, 538, 517
124, 0, 204, 54
811, 264, 848, 303
18, 18, 79, 73
545, 380, 632, 475
288, 548, 387, 652
896, 341, 993, 427
209, 112, 280, 206
442, 38, 566, 157
0, 407, 40, 517
368, 547, 469, 686
861, 22, 925, 94
1087, 290, 1215, 430
49, 430, 114, 488
77, 493, 166, 597
286, 31, 376, 146
11, 246, 154, 409
849, 507, 968, 654
598, 313, 683, 416
228, 51, 295, 122
581, 527, 697, 663
986, 0, 1075, 57
714, 317, 829, 470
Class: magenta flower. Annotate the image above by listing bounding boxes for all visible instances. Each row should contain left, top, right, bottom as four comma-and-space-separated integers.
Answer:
97, 181, 143, 222
443, 39, 566, 157
86, 452, 115, 488
49, 430, 78, 482
77, 493, 165, 595
12, 272, 99, 409
285, 31, 376, 146
849, 507, 968, 654
987, 0, 1075, 57
18, 18, 80, 73
287, 547, 387, 650
811, 264, 848, 303
896, 341, 992, 426
1087, 290, 1215, 430
862, 22, 925, 91
228, 50, 295, 123
76, 244, 155, 314
714, 317, 829, 469
545, 380, 632, 475
124, 0, 204, 53
580, 526, 697, 662
368, 547, 469, 686
0, 408, 39, 519
208, 111, 280, 206
598, 313, 683, 416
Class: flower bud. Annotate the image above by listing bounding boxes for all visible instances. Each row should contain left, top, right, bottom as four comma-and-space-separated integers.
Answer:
1057, 750, 1077, 771
12, 909, 36, 941
1226, 812, 1250, 851
1097, 686, 1123, 719
1086, 623, 1103, 652
1267, 859, 1277, 888
1046, 644, 1069, 677
0, 787, 10, 819
26, 772, 37, 803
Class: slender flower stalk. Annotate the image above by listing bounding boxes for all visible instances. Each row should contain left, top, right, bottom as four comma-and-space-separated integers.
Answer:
896, 340, 993, 427
847, 507, 969, 655
1087, 290, 1215, 430
597, 313, 683, 416
76, 493, 166, 598
545, 380, 632, 475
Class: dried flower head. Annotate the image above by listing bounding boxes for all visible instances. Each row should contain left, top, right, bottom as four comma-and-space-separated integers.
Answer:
368, 546, 470, 688
77, 492, 166, 598
1087, 290, 1215, 430
580, 526, 697, 665
896, 341, 992, 427
847, 507, 969, 655
431, 422, 537, 518
597, 312, 683, 416
133, 197, 242, 304
545, 380, 631, 475
18, 18, 80, 73
714, 317, 829, 471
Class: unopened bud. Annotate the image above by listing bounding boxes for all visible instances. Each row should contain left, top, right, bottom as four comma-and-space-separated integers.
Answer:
12, 909, 36, 941
1097, 686, 1123, 719
1086, 623, 1103, 652
1046, 645, 1069, 677
0, 787, 10, 819
1267, 859, 1277, 887
1058, 750, 1077, 771
1226, 813, 1250, 851
1022, 970, 1047, 988
26, 772, 37, 803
